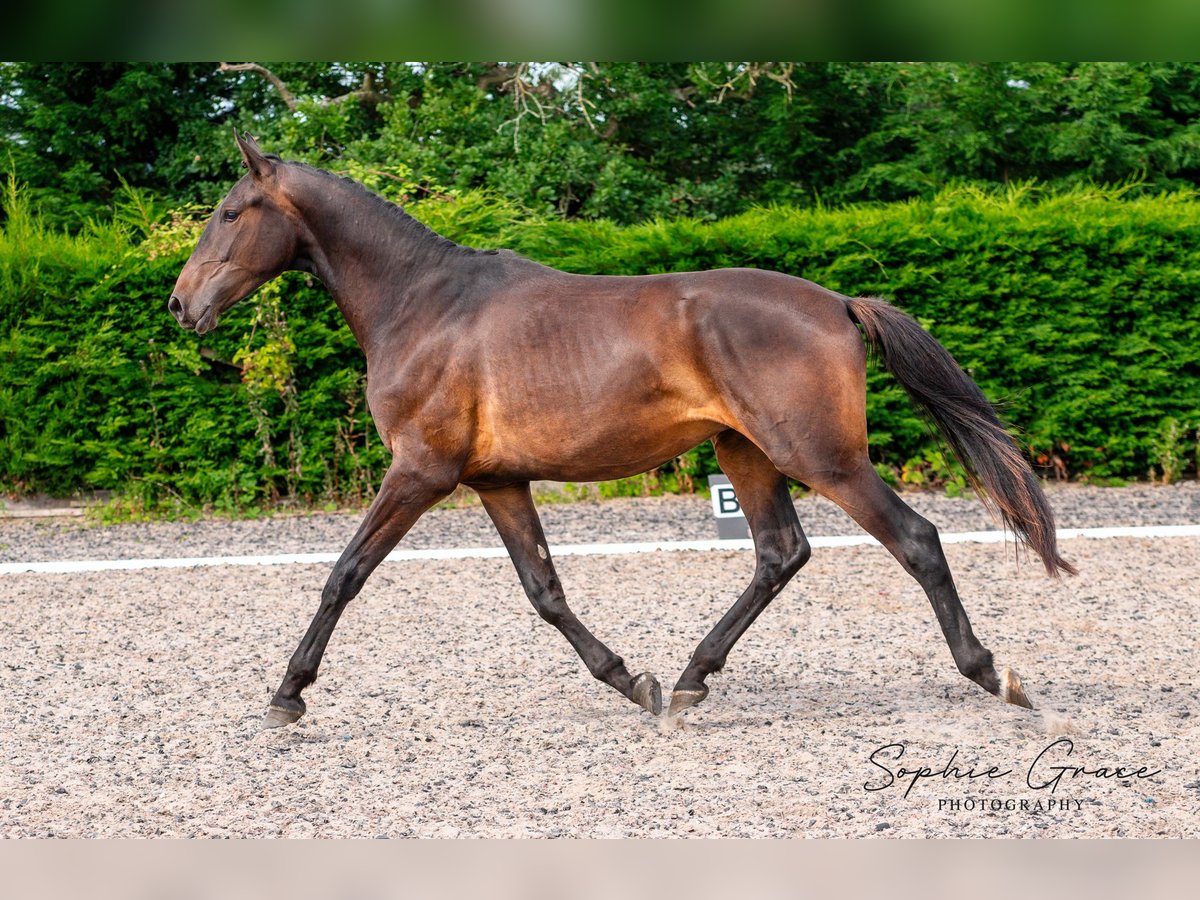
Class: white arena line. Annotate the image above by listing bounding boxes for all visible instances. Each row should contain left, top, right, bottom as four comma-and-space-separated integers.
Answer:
2, 523, 1199, 576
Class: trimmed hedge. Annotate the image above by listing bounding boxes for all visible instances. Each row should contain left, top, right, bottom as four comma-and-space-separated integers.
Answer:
3, 182, 1199, 512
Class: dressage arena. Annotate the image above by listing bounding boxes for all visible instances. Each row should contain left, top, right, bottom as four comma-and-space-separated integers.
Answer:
2, 484, 1198, 838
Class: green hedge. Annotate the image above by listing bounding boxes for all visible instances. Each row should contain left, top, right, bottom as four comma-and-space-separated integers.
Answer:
3, 181, 1198, 513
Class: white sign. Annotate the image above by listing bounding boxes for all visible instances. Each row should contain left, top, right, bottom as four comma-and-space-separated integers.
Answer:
707, 473, 750, 539
711, 482, 742, 518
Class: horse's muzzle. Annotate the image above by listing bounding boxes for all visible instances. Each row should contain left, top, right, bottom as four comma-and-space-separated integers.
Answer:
170, 295, 219, 334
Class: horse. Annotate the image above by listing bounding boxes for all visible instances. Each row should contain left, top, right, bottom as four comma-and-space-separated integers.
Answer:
170, 133, 1074, 729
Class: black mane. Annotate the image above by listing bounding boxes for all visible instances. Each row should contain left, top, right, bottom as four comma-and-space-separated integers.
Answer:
282, 158, 495, 257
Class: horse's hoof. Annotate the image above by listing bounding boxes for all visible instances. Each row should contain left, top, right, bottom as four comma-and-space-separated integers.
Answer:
261, 703, 304, 730
998, 667, 1034, 710
631, 672, 662, 715
667, 686, 708, 717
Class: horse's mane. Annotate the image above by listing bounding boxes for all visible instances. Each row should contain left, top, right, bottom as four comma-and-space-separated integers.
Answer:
279, 158, 495, 258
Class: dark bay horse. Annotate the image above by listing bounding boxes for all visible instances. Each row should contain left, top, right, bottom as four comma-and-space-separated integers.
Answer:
170, 133, 1074, 728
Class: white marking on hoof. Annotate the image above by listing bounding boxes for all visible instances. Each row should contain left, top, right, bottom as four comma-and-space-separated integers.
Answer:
999, 667, 1033, 710
631, 672, 663, 716
667, 687, 708, 718
261, 704, 303, 730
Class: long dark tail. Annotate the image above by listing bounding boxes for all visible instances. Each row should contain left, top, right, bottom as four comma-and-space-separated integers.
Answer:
846, 296, 1076, 577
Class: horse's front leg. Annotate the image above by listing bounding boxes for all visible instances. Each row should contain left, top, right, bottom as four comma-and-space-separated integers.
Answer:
262, 460, 456, 728
477, 482, 662, 715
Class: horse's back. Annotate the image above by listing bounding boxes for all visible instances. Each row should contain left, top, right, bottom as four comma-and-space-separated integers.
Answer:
453, 262, 867, 483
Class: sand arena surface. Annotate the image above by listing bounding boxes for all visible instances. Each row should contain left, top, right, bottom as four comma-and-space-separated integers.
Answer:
1, 485, 1198, 837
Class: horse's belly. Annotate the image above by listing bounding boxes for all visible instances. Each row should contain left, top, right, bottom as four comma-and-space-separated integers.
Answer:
465, 399, 724, 483
462, 295, 731, 482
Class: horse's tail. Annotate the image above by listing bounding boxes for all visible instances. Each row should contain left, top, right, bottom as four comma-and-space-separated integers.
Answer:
845, 296, 1076, 578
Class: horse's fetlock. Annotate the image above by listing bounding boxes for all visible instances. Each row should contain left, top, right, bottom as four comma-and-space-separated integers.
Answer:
691, 643, 726, 676
956, 648, 995, 682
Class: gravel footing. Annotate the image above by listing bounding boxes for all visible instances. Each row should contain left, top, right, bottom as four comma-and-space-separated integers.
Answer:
3, 481, 1199, 563
1, 483, 1197, 837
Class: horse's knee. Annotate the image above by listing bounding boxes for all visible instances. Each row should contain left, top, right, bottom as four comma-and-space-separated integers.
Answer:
533, 599, 566, 627
323, 561, 370, 606
524, 576, 567, 626
757, 531, 811, 586
787, 535, 812, 575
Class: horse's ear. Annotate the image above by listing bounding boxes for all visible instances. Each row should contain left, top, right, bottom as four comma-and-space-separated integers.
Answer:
234, 129, 274, 180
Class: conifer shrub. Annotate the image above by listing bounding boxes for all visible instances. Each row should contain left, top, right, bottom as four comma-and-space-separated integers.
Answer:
3, 181, 1197, 512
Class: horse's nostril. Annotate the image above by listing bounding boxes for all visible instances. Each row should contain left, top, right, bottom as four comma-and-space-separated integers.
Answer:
168, 295, 183, 320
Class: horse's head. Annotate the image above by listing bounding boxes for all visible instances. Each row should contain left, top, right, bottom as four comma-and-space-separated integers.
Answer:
169, 132, 301, 335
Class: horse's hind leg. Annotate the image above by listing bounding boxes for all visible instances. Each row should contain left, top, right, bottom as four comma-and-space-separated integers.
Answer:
262, 460, 455, 728
669, 431, 811, 716
799, 459, 1032, 709
477, 482, 662, 715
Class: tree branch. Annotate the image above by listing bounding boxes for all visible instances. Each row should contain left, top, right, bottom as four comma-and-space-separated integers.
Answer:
219, 63, 387, 110
328, 71, 386, 107
476, 64, 519, 93
218, 62, 298, 111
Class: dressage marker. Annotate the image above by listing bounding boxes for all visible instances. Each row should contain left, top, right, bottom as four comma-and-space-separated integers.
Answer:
708, 474, 750, 540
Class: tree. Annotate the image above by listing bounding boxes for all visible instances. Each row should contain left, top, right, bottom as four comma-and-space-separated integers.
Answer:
835, 62, 1200, 202
215, 61, 865, 223
1, 63, 239, 224
4, 62, 1200, 228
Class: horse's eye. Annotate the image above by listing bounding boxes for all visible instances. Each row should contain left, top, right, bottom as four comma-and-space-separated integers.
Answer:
222, 209, 239, 223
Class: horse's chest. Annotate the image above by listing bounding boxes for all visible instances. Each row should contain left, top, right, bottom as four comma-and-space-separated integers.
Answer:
364, 370, 473, 457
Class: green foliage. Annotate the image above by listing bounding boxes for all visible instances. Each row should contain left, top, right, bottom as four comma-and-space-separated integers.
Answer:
0, 63, 242, 227
838, 63, 1200, 203
1150, 417, 1192, 484
2, 179, 1199, 512
501, 183, 1200, 486
899, 448, 972, 498
9, 62, 1200, 230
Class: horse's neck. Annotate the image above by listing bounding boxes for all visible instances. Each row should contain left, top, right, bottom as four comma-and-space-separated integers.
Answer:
293, 172, 452, 353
